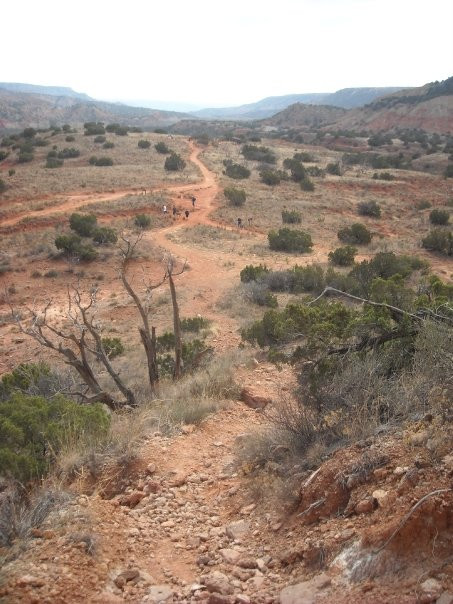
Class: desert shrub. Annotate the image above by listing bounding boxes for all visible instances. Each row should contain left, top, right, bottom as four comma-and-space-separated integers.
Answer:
338, 223, 372, 245
357, 200, 381, 218
283, 159, 306, 182
422, 228, 453, 256
245, 281, 278, 308
155, 141, 171, 154
84, 122, 105, 136
372, 172, 394, 181
55, 233, 83, 254
326, 162, 341, 175
370, 153, 405, 169
300, 178, 315, 191
78, 245, 98, 262
22, 128, 36, 139
328, 246, 357, 266
0, 392, 109, 481
415, 200, 431, 210
106, 123, 120, 133
164, 153, 186, 171
0, 363, 51, 400
224, 186, 246, 206
47, 150, 57, 159
0, 151, 8, 162
92, 227, 117, 244
18, 151, 34, 163
0, 178, 6, 194
306, 166, 324, 177
89, 156, 97, 165
240, 264, 270, 283
45, 157, 64, 168
154, 128, 167, 134
294, 152, 315, 162
134, 214, 152, 228
114, 126, 128, 136
260, 169, 281, 185
429, 209, 450, 225
93, 156, 113, 166
65, 135, 75, 142
180, 316, 211, 332
282, 209, 301, 224
58, 148, 80, 159
138, 140, 151, 149
241, 144, 276, 164
31, 270, 41, 278
44, 270, 59, 278
444, 165, 453, 178
268, 228, 313, 253
223, 161, 250, 179
101, 337, 124, 358
94, 135, 106, 144
69, 213, 97, 237
103, 141, 114, 149
8, 169, 15, 176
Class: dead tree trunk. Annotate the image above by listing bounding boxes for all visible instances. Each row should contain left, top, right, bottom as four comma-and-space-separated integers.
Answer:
168, 270, 183, 379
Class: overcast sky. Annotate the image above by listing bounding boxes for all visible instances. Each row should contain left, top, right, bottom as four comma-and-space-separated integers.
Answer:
2, 0, 452, 108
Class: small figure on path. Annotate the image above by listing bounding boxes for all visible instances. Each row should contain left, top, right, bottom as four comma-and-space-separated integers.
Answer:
163, 204, 167, 214
172, 206, 177, 217
185, 209, 190, 219
237, 217, 242, 228
248, 217, 252, 226
191, 196, 196, 208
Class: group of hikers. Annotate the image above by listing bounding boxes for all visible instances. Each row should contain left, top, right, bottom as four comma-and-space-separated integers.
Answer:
236, 217, 252, 229
162, 195, 196, 220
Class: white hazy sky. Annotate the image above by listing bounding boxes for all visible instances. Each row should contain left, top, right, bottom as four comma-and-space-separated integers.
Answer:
2, 0, 452, 108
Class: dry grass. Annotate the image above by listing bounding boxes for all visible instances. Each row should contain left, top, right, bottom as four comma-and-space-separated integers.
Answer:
0, 132, 199, 204
167, 224, 246, 252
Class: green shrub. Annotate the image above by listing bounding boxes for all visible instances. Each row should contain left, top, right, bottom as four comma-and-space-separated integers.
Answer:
240, 264, 270, 283
78, 245, 98, 262
94, 135, 106, 144
180, 316, 211, 332
155, 141, 171, 154
84, 122, 105, 136
164, 153, 186, 171
283, 159, 306, 182
444, 165, 453, 178
18, 151, 34, 163
0, 178, 6, 194
22, 128, 36, 139
300, 177, 315, 191
357, 200, 381, 218
326, 162, 341, 175
114, 126, 128, 136
58, 148, 80, 159
65, 135, 75, 142
106, 123, 121, 133
44, 270, 59, 278
93, 156, 113, 166
415, 200, 432, 210
69, 213, 97, 237
101, 337, 124, 358
92, 227, 117, 244
338, 223, 372, 245
224, 187, 246, 206
328, 246, 357, 266
8, 169, 15, 177
103, 141, 114, 149
0, 151, 8, 162
294, 152, 315, 162
224, 161, 250, 179
154, 128, 167, 134
55, 233, 83, 254
0, 392, 109, 481
260, 169, 281, 185
246, 282, 278, 307
429, 209, 450, 225
241, 144, 276, 164
422, 228, 453, 256
45, 157, 64, 168
134, 214, 152, 228
268, 228, 313, 253
372, 172, 395, 181
306, 166, 325, 177
0, 362, 51, 399
282, 209, 301, 224
138, 140, 151, 149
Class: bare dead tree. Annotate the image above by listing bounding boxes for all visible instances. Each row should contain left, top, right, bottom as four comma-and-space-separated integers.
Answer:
165, 255, 187, 379
9, 287, 135, 409
119, 235, 166, 393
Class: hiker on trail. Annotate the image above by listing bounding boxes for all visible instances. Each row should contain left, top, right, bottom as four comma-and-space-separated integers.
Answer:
237, 217, 242, 228
185, 210, 190, 219
172, 206, 177, 216
163, 205, 167, 214
191, 196, 196, 208
248, 217, 252, 226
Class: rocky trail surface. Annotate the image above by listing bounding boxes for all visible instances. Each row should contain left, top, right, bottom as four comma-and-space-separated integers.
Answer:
1, 142, 452, 604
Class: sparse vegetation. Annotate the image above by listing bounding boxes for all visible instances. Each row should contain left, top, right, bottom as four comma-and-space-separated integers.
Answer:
282, 209, 302, 224
69, 213, 97, 237
422, 228, 453, 256
134, 214, 152, 229
164, 153, 186, 171
268, 228, 313, 253
224, 186, 246, 206
429, 209, 450, 225
223, 161, 250, 179
155, 141, 171, 154
138, 140, 151, 149
328, 245, 357, 266
357, 199, 382, 218
338, 223, 373, 245
241, 144, 276, 164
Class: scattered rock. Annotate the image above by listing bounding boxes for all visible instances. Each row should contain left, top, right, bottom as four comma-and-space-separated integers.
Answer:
355, 498, 375, 514
393, 466, 408, 476
240, 388, 272, 410
437, 593, 453, 604
372, 489, 389, 507
207, 595, 232, 604
114, 569, 140, 589
442, 455, 453, 470
120, 491, 146, 508
144, 481, 160, 494
202, 571, 233, 595
147, 584, 174, 602
236, 557, 257, 569
168, 472, 187, 487
279, 573, 331, 604
219, 548, 242, 564
181, 424, 195, 434
409, 431, 429, 446
146, 463, 157, 475
16, 575, 45, 588
420, 578, 442, 599
225, 519, 250, 541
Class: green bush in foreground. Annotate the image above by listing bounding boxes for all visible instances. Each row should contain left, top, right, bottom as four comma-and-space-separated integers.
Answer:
0, 393, 110, 481
101, 337, 125, 358
240, 264, 270, 283
429, 209, 450, 225
92, 227, 118, 245
328, 245, 358, 266
338, 223, 372, 245
164, 153, 186, 171
268, 228, 313, 253
224, 186, 246, 206
134, 214, 152, 229
223, 161, 250, 180
69, 213, 97, 237
422, 228, 453, 256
